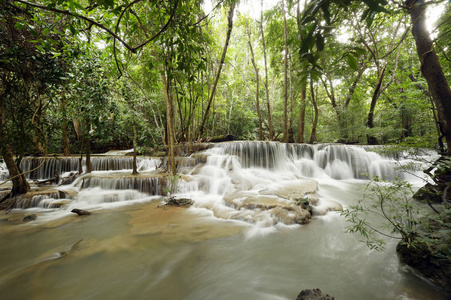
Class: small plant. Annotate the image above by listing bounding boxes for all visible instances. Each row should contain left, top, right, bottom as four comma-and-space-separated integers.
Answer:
341, 176, 421, 251
163, 174, 180, 201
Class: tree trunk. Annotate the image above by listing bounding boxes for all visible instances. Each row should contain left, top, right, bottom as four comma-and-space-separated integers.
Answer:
309, 76, 318, 144
78, 137, 84, 175
85, 137, 91, 174
260, 0, 274, 140
282, 0, 289, 143
61, 95, 70, 156
1, 147, 30, 197
407, 0, 451, 155
198, 2, 236, 139
132, 124, 138, 175
161, 73, 176, 175
247, 25, 263, 140
367, 66, 386, 145
288, 54, 294, 143
296, 88, 306, 143
0, 100, 29, 197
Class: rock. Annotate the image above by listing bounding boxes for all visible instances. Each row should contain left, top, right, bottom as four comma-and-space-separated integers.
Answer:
165, 197, 193, 207
23, 214, 37, 222
396, 239, 451, 292
71, 208, 91, 216
296, 288, 335, 300
271, 206, 311, 225
0, 218, 9, 222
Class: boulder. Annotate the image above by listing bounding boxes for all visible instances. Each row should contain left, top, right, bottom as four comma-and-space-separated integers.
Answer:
296, 288, 335, 300
71, 208, 91, 216
397, 239, 451, 292
23, 214, 37, 222
165, 197, 193, 207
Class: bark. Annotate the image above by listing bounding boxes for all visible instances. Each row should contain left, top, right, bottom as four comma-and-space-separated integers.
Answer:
61, 95, 70, 156
0, 147, 30, 197
309, 77, 318, 144
85, 137, 91, 174
288, 54, 295, 143
344, 64, 367, 108
367, 65, 386, 145
161, 72, 176, 175
282, 0, 289, 143
296, 88, 306, 143
0, 99, 30, 197
132, 124, 138, 175
407, 0, 451, 155
198, 2, 235, 139
247, 26, 263, 140
260, 0, 274, 140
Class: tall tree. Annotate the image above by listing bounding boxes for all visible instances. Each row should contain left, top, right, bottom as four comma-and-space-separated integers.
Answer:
406, 0, 451, 154
198, 2, 236, 139
282, 0, 289, 142
247, 22, 263, 140
260, 0, 274, 140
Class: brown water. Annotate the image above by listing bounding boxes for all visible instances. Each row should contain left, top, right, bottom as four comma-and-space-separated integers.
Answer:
0, 181, 447, 300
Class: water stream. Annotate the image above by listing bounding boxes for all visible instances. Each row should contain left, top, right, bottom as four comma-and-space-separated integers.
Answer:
0, 142, 446, 299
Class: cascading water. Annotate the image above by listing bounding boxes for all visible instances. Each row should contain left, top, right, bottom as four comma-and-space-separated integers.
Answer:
0, 142, 445, 300
17, 156, 162, 180
2, 142, 412, 220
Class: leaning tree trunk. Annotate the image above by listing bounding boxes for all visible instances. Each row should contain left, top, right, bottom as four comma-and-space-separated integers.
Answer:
198, 2, 235, 139
367, 65, 386, 145
407, 0, 451, 155
0, 101, 30, 198
0, 147, 30, 197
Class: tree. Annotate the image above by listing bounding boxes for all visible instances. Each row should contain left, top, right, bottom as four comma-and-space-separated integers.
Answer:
198, 1, 236, 139
0, 1, 68, 199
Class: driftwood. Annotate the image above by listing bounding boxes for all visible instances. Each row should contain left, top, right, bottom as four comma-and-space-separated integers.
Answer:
35, 171, 60, 186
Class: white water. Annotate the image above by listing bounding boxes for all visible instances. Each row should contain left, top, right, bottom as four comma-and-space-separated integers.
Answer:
0, 142, 445, 299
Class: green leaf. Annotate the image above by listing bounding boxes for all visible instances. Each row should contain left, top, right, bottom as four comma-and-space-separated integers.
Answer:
315, 33, 325, 51
346, 54, 358, 70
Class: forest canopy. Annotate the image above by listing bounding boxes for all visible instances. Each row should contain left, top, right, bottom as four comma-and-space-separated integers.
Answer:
1, 0, 450, 182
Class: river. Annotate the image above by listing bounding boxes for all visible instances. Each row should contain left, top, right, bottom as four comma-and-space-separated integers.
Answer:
0, 142, 447, 299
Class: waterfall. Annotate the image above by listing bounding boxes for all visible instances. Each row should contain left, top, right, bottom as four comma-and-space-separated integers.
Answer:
4, 142, 419, 224
18, 157, 162, 180
212, 141, 400, 180
74, 176, 163, 195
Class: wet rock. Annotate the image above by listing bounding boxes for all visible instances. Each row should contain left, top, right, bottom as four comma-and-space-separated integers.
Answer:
71, 208, 91, 216
296, 288, 335, 300
271, 206, 311, 225
49, 200, 72, 208
60, 172, 79, 185
165, 197, 193, 207
23, 214, 37, 222
397, 239, 451, 292
413, 182, 443, 203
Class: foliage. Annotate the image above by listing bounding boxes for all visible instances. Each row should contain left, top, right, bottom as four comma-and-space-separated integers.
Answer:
342, 177, 421, 251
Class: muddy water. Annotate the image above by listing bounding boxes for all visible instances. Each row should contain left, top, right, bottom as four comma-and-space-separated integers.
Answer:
0, 181, 447, 300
